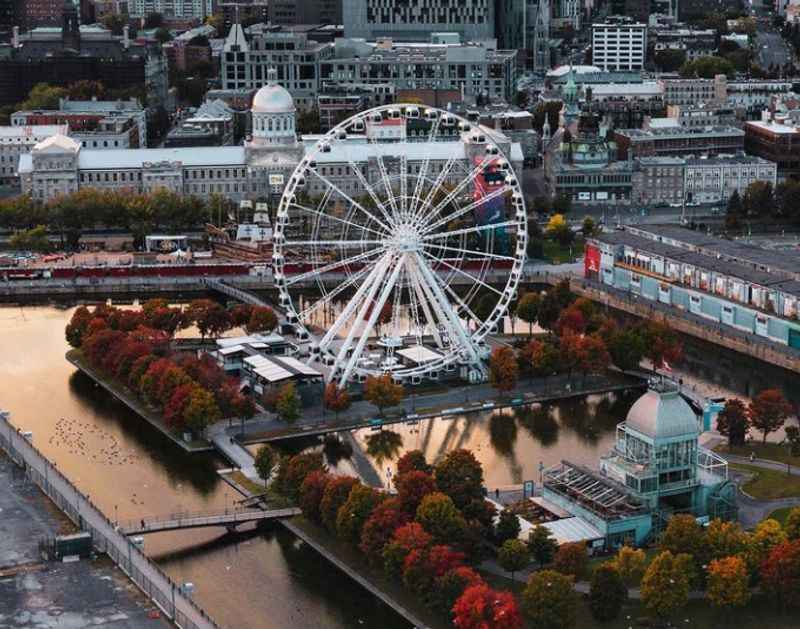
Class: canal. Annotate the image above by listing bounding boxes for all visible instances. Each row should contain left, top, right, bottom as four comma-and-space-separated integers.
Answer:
0, 305, 637, 628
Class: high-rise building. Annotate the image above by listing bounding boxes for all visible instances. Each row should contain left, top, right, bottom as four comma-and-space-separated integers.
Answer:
19, 0, 64, 28
495, 0, 550, 72
342, 0, 495, 41
591, 16, 646, 71
266, 0, 342, 25
128, 0, 214, 20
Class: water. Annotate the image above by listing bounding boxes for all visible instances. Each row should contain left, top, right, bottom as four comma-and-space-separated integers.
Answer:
0, 305, 637, 628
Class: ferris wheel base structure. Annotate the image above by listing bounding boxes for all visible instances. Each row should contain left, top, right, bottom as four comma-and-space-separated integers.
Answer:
272, 104, 528, 389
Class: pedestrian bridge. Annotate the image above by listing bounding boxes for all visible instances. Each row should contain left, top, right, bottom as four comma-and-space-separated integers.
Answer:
118, 506, 300, 536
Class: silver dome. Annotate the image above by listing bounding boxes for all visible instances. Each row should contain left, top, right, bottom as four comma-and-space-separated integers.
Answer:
624, 386, 699, 441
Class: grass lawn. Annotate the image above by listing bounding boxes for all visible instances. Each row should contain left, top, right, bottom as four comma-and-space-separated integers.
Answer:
731, 463, 800, 500
715, 442, 800, 468
541, 237, 583, 264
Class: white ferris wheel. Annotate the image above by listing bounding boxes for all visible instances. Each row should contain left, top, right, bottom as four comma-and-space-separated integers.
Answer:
273, 104, 528, 387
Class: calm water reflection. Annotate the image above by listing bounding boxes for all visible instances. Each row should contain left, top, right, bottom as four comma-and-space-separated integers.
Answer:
0, 306, 410, 629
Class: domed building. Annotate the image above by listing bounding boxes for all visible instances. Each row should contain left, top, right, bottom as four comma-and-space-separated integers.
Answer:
539, 381, 737, 549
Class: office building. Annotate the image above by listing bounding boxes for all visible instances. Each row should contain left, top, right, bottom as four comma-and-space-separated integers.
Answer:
614, 126, 745, 160
0, 124, 69, 185
683, 154, 776, 204
659, 76, 727, 107
128, 0, 214, 20
631, 156, 685, 207
591, 16, 647, 72
744, 118, 800, 182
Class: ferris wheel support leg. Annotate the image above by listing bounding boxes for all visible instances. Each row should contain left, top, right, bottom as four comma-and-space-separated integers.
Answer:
338, 255, 406, 387
317, 251, 391, 357
406, 263, 445, 349
331, 253, 395, 384
412, 252, 486, 378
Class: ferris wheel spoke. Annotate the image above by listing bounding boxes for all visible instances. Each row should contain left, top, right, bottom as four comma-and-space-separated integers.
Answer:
338, 254, 406, 386
347, 159, 396, 227
428, 268, 484, 327
283, 240, 385, 247
284, 246, 387, 286
422, 186, 513, 236
406, 259, 446, 349
408, 155, 458, 228
422, 219, 518, 242
307, 169, 393, 233
288, 202, 386, 239
407, 117, 441, 219
423, 243, 516, 263
369, 143, 400, 220
420, 249, 504, 297
415, 156, 496, 234
297, 265, 372, 320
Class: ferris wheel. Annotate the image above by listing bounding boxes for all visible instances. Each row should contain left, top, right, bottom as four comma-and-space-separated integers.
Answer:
273, 104, 528, 387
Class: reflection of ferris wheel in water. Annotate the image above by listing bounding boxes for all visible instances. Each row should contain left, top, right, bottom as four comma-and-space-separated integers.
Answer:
273, 104, 527, 387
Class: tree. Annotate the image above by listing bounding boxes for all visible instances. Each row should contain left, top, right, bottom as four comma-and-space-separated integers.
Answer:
528, 524, 558, 567
359, 498, 409, 563
495, 509, 521, 545
319, 475, 359, 532
521, 570, 576, 629
254, 444, 277, 486
229, 303, 253, 327
706, 556, 750, 610
641, 321, 682, 370
397, 450, 432, 476
273, 452, 325, 500
323, 382, 351, 419
498, 539, 529, 582
743, 181, 774, 218
580, 215, 598, 238
702, 519, 747, 564
546, 214, 573, 246
660, 513, 703, 558
188, 299, 231, 339
363, 375, 404, 416
10, 225, 50, 252
655, 48, 687, 71
432, 566, 484, 615
610, 545, 647, 586
640, 551, 692, 621
515, 292, 540, 336
786, 426, 800, 457
66, 305, 92, 348
576, 333, 610, 381
434, 449, 484, 512
785, 507, 800, 541
416, 492, 467, 546
274, 382, 301, 424
336, 483, 383, 544
589, 564, 626, 622
553, 542, 588, 580
748, 388, 792, 444
605, 323, 646, 371
552, 194, 572, 216
452, 584, 523, 629
744, 518, 787, 575
299, 470, 331, 522
396, 470, 437, 515
20, 83, 67, 110
488, 346, 519, 396
245, 306, 278, 334
163, 383, 195, 431
182, 388, 221, 435
680, 55, 735, 78
760, 539, 800, 609
716, 398, 749, 448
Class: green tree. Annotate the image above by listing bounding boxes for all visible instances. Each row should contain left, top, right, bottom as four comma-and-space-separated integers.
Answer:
655, 48, 687, 71
498, 539, 529, 582
434, 449, 485, 512
415, 492, 467, 546
589, 564, 627, 622
336, 483, 383, 544
580, 215, 598, 237
640, 551, 692, 621
680, 55, 735, 78
275, 382, 301, 424
515, 292, 541, 336
254, 444, 277, 486
21, 83, 68, 110
10, 225, 50, 252
528, 525, 558, 567
495, 509, 521, 545
742, 181, 774, 218
546, 214, 573, 246
521, 570, 576, 629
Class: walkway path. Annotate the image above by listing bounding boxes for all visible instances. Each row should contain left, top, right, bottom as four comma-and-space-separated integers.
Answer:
208, 425, 258, 480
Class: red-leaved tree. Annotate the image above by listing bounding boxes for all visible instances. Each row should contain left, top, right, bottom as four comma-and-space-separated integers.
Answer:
452, 583, 523, 629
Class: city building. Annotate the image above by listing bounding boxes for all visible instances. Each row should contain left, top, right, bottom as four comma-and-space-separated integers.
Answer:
547, 64, 644, 87
591, 16, 647, 72
16, 0, 63, 29
684, 154, 776, 204
128, 0, 213, 20
614, 125, 745, 160
266, 0, 342, 25
12, 98, 148, 149
727, 80, 793, 119
744, 117, 800, 182
652, 25, 716, 61
587, 82, 666, 129
165, 99, 235, 147
659, 75, 727, 107
342, 0, 495, 42
0, 9, 168, 108
586, 225, 800, 348
163, 24, 214, 73
664, 103, 739, 129
0, 124, 69, 185
218, 0, 268, 33
541, 381, 735, 548
496, 0, 551, 72
631, 156, 685, 207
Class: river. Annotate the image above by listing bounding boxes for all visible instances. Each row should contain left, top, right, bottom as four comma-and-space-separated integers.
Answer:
0, 305, 637, 629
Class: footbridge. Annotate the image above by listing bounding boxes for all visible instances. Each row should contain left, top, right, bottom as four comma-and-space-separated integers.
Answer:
202, 278, 272, 307
119, 506, 300, 536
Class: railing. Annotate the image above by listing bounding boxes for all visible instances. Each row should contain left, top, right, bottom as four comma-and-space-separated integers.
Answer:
0, 411, 221, 629
118, 507, 299, 535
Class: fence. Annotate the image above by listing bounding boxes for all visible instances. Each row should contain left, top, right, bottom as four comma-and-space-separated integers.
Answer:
0, 411, 221, 629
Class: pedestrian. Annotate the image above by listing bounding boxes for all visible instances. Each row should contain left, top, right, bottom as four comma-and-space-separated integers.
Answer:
750, 452, 755, 463
141, 518, 145, 529
495, 488, 500, 499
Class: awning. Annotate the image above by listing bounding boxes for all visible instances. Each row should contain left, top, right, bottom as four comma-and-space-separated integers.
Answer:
541, 517, 604, 545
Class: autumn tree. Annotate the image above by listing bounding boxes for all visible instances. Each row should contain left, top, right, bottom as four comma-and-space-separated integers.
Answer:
702, 519, 747, 565
275, 382, 301, 424
785, 507, 800, 541
273, 452, 325, 500
336, 483, 383, 544
359, 498, 409, 563
641, 321, 682, 370
760, 539, 800, 609
748, 388, 792, 444
363, 374, 404, 416
299, 470, 331, 522
515, 292, 541, 336
488, 346, 519, 396
521, 570, 576, 629
319, 475, 359, 532
395, 470, 437, 515
434, 449, 485, 513
528, 524, 558, 567
706, 556, 751, 611
659, 513, 703, 559
163, 383, 195, 431
553, 542, 588, 580
717, 398, 750, 449
609, 546, 647, 586
498, 539, 529, 582
254, 444, 277, 486
416, 492, 467, 546
229, 303, 253, 327
397, 449, 432, 475
744, 518, 787, 574
589, 564, 626, 622
640, 551, 692, 621
432, 566, 483, 615
383, 522, 432, 578
187, 299, 231, 339
452, 584, 523, 629
182, 388, 221, 435
66, 306, 93, 348
545, 213, 574, 246
323, 382, 351, 419
245, 306, 278, 334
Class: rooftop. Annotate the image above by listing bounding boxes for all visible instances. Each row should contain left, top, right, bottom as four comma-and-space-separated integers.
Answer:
625, 385, 699, 441
744, 120, 799, 135
616, 126, 744, 139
